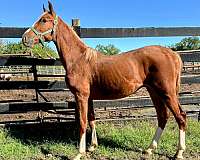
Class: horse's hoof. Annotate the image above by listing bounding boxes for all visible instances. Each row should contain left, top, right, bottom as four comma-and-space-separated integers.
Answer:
143, 148, 153, 155
73, 153, 84, 160
174, 150, 184, 159
87, 145, 97, 152
174, 155, 184, 160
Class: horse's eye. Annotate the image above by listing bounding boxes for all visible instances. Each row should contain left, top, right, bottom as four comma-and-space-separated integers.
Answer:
41, 19, 47, 23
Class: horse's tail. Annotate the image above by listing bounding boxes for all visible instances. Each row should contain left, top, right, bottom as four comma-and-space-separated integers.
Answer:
174, 51, 183, 96
174, 51, 186, 117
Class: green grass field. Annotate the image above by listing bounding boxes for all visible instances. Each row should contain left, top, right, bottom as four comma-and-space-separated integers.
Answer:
0, 118, 199, 160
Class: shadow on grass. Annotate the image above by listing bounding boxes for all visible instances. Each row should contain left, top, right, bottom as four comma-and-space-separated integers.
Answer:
97, 135, 175, 159
4, 122, 79, 160
5, 122, 78, 145
5, 122, 140, 150
98, 136, 142, 152
4, 122, 174, 160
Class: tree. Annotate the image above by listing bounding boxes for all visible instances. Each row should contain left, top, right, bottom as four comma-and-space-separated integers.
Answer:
31, 44, 58, 58
0, 39, 3, 51
0, 41, 58, 58
95, 44, 120, 55
0, 42, 28, 55
169, 37, 200, 51
0, 39, 3, 46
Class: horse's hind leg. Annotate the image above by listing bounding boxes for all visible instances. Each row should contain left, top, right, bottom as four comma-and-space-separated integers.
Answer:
164, 93, 186, 159
87, 100, 98, 152
145, 87, 170, 155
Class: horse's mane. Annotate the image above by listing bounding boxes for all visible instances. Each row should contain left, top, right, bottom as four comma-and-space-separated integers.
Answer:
59, 17, 98, 62
84, 47, 98, 62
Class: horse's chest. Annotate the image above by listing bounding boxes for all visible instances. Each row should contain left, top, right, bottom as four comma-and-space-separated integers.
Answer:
65, 73, 87, 92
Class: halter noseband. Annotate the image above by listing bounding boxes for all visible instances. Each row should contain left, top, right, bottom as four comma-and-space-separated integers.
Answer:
30, 15, 58, 47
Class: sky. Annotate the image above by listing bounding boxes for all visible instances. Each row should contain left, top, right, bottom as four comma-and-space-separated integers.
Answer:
1, 0, 200, 52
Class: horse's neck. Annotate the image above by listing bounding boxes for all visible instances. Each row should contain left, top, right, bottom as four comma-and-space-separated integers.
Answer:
53, 18, 88, 71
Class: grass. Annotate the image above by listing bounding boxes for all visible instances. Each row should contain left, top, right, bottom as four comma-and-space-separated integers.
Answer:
0, 118, 199, 160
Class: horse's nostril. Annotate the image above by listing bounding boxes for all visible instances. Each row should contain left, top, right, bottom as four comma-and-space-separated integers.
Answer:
23, 35, 26, 42
22, 35, 28, 45
22, 34, 33, 47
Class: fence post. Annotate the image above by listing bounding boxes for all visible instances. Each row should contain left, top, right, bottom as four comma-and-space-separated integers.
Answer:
32, 65, 39, 102
72, 19, 81, 37
32, 64, 45, 122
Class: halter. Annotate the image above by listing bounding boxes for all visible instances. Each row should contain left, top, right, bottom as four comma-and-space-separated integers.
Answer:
30, 15, 58, 47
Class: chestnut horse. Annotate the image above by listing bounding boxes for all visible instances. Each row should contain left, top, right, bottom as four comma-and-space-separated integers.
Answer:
22, 2, 186, 159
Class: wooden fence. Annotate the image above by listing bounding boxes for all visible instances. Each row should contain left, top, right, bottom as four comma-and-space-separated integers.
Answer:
0, 20, 200, 123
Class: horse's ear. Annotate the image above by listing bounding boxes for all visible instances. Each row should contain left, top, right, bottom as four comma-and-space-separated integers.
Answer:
48, 1, 55, 15
43, 4, 48, 12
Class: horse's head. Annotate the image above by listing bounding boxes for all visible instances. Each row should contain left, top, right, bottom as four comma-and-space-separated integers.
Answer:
22, 1, 58, 47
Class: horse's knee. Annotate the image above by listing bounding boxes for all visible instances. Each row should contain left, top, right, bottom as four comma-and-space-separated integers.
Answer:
176, 114, 186, 130
181, 111, 187, 121
80, 119, 87, 135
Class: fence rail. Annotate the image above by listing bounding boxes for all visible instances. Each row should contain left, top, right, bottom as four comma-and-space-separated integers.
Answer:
0, 96, 200, 114
2, 26, 200, 38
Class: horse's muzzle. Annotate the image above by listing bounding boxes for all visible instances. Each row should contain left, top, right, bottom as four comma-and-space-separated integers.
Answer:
22, 34, 34, 48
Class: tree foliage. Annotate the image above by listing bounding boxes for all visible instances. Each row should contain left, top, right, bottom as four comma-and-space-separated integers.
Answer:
95, 44, 120, 55
31, 44, 58, 58
0, 42, 27, 54
170, 37, 200, 51
0, 39, 3, 46
0, 41, 58, 58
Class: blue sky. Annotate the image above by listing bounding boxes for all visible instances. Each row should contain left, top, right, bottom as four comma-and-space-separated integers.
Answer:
1, 0, 200, 52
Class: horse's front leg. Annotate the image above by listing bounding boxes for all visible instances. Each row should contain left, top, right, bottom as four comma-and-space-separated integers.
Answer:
73, 93, 89, 160
88, 100, 98, 152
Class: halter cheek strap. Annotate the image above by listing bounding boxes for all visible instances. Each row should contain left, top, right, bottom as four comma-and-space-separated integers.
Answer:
30, 15, 58, 47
